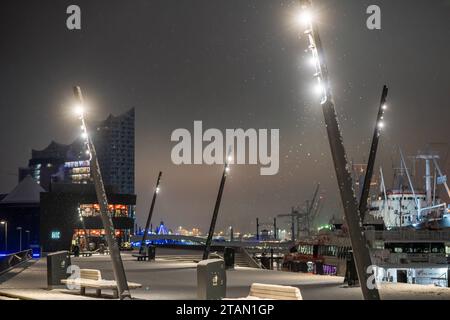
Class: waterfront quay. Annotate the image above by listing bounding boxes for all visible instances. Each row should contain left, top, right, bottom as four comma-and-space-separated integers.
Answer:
1, 248, 449, 300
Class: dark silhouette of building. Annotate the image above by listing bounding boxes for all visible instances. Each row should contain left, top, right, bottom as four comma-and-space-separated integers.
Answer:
0, 176, 44, 254
11, 108, 136, 253
40, 183, 135, 252
19, 108, 135, 194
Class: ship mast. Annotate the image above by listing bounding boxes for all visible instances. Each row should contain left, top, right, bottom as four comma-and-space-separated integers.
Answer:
297, 0, 380, 300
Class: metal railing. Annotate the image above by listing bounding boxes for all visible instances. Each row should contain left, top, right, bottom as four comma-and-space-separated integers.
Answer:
0, 249, 33, 277
237, 247, 263, 269
365, 229, 450, 242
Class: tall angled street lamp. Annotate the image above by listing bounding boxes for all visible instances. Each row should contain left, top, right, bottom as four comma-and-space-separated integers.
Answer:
359, 86, 389, 221
17, 227, 22, 252
72, 86, 131, 300
296, 0, 380, 300
202, 151, 233, 260
1, 221, 7, 253
139, 171, 162, 254
25, 230, 30, 249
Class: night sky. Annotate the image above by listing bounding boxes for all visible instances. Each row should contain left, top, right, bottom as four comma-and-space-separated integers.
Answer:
1, 0, 450, 234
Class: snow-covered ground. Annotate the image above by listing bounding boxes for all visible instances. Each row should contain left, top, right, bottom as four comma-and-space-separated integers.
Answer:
0, 250, 448, 300
379, 283, 450, 300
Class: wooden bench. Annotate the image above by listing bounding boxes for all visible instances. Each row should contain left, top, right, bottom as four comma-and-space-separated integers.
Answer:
61, 269, 142, 298
246, 283, 302, 300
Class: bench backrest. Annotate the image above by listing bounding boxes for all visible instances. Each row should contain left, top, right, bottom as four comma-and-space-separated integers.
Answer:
249, 283, 302, 300
80, 269, 102, 281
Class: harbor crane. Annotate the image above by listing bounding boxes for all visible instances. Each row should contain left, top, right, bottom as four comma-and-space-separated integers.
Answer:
277, 184, 321, 240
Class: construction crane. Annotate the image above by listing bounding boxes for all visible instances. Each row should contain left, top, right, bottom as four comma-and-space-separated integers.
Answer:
277, 207, 301, 242
309, 194, 324, 229
277, 184, 321, 240
306, 184, 320, 232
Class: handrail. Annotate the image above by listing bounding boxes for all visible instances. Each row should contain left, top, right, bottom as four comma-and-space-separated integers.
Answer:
237, 247, 262, 269
0, 249, 33, 277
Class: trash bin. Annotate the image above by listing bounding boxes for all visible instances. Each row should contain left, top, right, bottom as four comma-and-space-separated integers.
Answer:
197, 259, 226, 300
224, 247, 235, 269
147, 245, 156, 261
47, 251, 71, 289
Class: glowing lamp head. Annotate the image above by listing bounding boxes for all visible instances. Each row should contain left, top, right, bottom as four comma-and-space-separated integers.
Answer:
378, 121, 385, 129
227, 155, 233, 163
74, 104, 84, 117
382, 104, 387, 110
314, 82, 325, 96
309, 56, 319, 67
0, 221, 5, 225
156, 187, 160, 194
225, 166, 231, 173
81, 132, 88, 139
297, 10, 313, 26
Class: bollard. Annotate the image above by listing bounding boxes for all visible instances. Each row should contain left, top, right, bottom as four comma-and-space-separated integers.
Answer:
223, 247, 235, 269
147, 245, 156, 261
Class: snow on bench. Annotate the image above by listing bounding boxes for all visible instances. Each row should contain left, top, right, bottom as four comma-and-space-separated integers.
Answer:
61, 269, 142, 298
227, 283, 303, 300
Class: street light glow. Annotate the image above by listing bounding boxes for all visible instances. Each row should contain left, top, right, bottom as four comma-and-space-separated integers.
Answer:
314, 82, 325, 96
81, 132, 88, 139
382, 104, 387, 110
308, 56, 318, 67
378, 121, 385, 129
297, 10, 313, 26
74, 104, 84, 116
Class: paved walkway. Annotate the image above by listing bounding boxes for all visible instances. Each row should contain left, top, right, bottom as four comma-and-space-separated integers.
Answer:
0, 249, 448, 300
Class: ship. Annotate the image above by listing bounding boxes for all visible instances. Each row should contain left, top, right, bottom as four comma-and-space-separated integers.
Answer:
282, 149, 450, 287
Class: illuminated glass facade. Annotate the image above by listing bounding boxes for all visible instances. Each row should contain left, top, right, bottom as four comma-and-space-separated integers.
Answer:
64, 160, 91, 184
91, 108, 135, 194
79, 203, 131, 218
